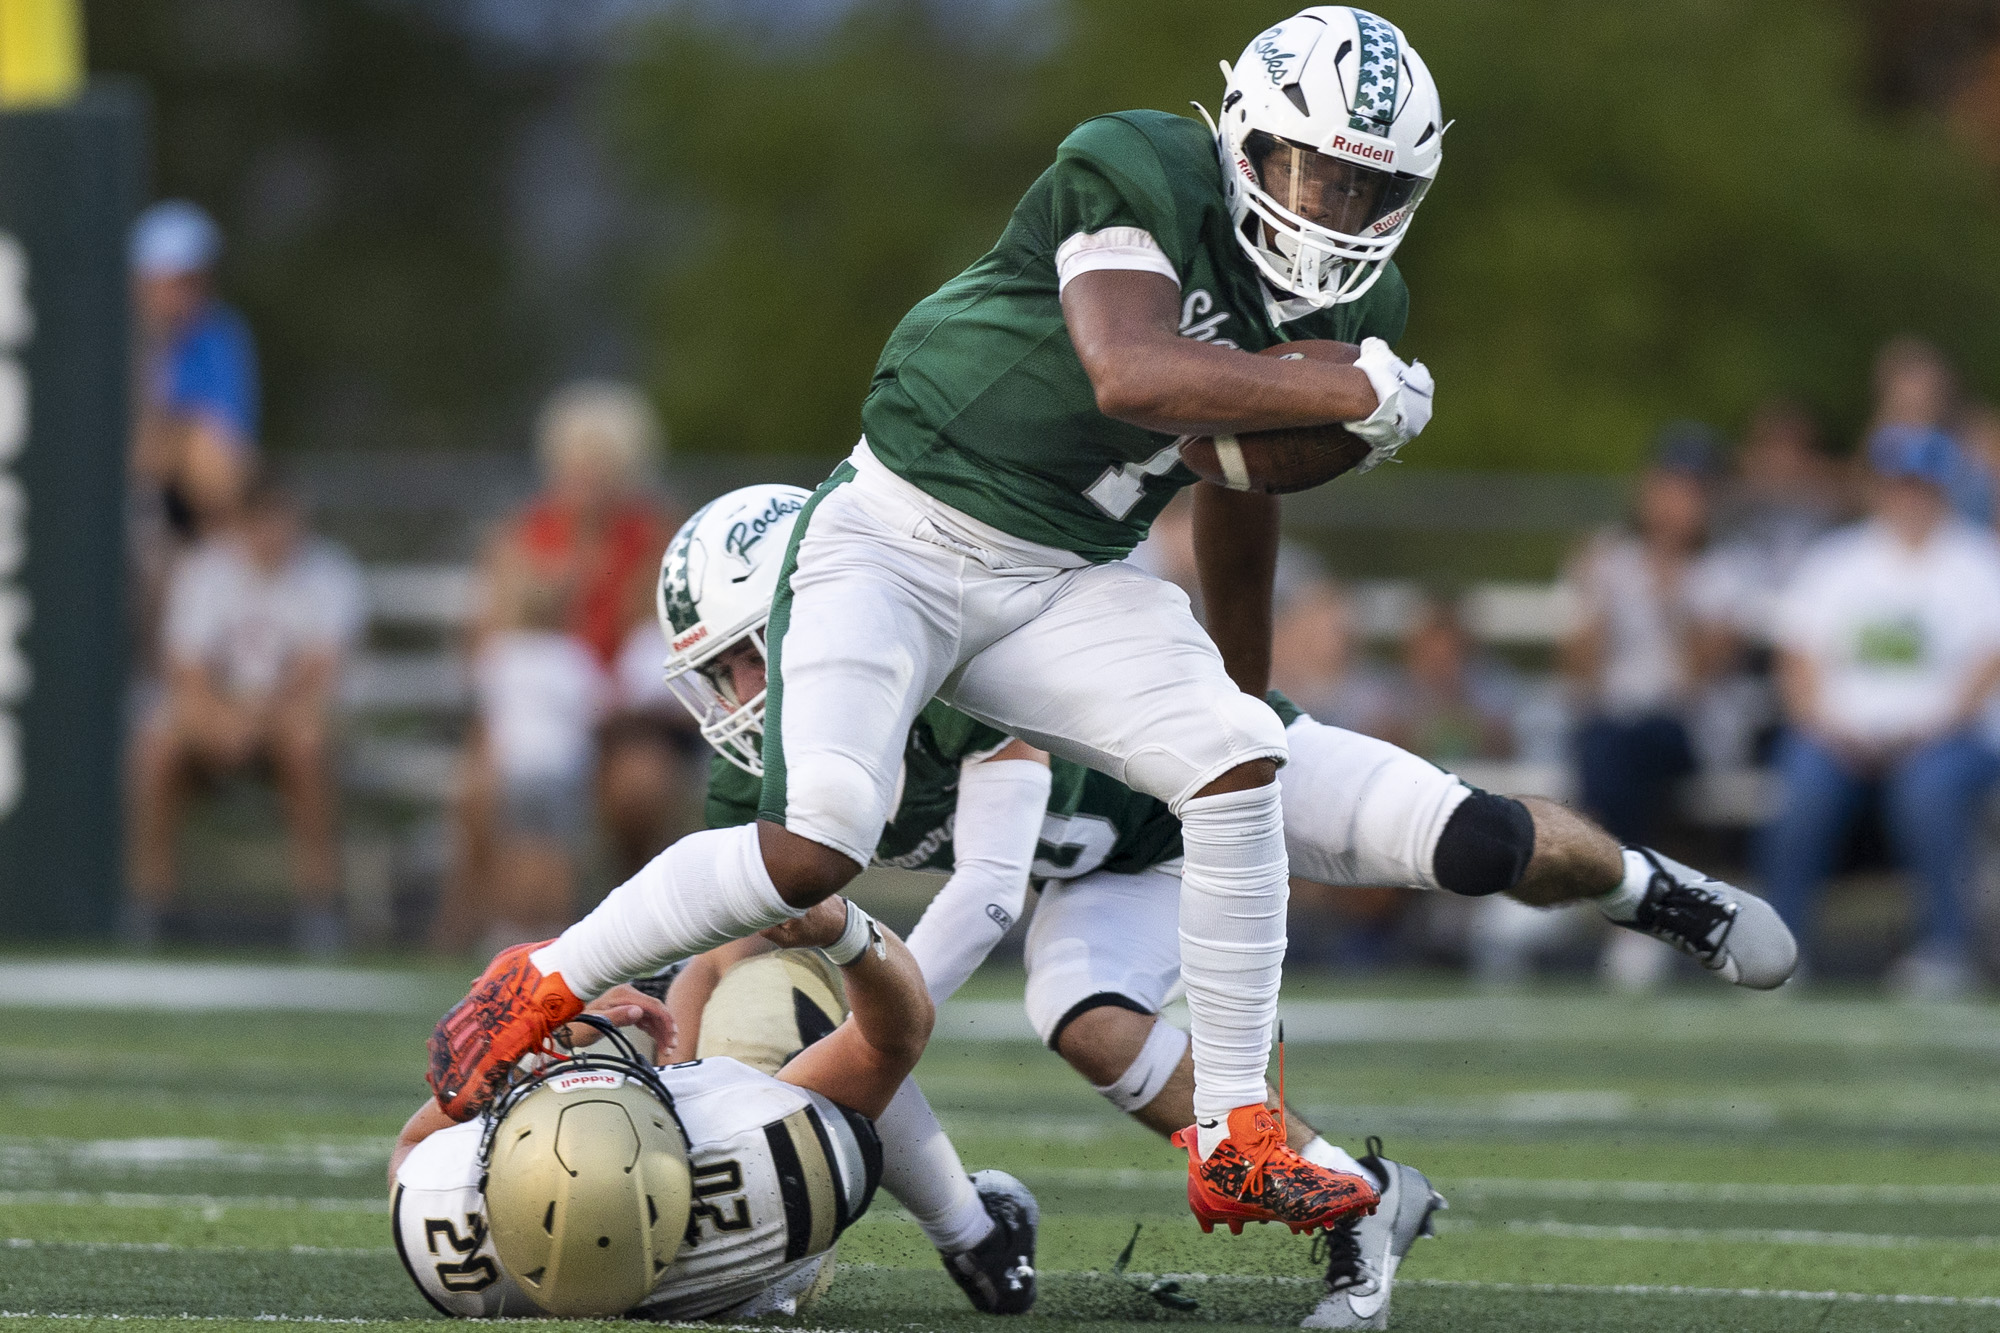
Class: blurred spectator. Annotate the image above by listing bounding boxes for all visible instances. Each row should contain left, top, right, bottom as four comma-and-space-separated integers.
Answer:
483, 381, 674, 666
1377, 595, 1516, 765
1560, 423, 1737, 846
467, 575, 609, 956
598, 620, 706, 879
1269, 550, 1393, 734
129, 201, 261, 669
1869, 336, 1994, 523
438, 382, 679, 951
1870, 335, 1957, 434
1960, 403, 2000, 532
130, 201, 259, 536
125, 476, 366, 955
1705, 399, 1847, 637
1759, 428, 2000, 998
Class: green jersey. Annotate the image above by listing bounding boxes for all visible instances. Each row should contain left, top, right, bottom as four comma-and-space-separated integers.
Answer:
861, 110, 1409, 562
706, 700, 1181, 881
707, 693, 1308, 882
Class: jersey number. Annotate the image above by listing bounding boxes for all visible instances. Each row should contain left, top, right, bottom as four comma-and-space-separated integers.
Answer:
684, 1159, 752, 1247
425, 1215, 500, 1293
1083, 443, 1184, 520
1033, 812, 1119, 880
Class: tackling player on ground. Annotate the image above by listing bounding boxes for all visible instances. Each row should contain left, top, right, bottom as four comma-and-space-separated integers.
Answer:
438, 6, 1465, 1234
391, 898, 1037, 1320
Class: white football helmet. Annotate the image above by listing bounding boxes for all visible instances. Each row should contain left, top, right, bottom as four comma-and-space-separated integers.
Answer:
656, 484, 810, 776
1210, 7, 1444, 307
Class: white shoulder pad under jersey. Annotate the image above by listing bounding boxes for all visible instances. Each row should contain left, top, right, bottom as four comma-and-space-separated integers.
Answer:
391, 1057, 880, 1321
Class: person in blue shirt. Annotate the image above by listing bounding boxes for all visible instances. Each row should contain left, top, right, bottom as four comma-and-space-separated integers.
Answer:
131, 199, 259, 538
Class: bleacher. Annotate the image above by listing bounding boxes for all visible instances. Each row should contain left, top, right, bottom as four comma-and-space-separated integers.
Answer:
167, 453, 1800, 945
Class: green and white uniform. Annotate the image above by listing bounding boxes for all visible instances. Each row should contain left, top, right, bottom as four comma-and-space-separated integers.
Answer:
761, 110, 1410, 859
863, 111, 1405, 562
756, 108, 1419, 1122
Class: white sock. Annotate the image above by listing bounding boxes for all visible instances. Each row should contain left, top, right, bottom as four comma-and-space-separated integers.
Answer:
1596, 848, 1653, 923
529, 824, 803, 999
1177, 782, 1288, 1160
1300, 1135, 1382, 1192
875, 1078, 994, 1253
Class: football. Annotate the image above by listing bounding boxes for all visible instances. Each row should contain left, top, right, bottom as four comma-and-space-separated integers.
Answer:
1177, 340, 1371, 494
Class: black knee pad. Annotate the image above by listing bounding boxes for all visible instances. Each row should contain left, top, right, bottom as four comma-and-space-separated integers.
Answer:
1433, 790, 1535, 897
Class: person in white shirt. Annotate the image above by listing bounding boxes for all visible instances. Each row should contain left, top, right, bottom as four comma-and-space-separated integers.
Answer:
468, 577, 609, 954
1560, 425, 1739, 845
126, 476, 366, 954
1760, 427, 2000, 996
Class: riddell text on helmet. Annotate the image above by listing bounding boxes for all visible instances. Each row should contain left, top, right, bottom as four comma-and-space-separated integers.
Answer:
1328, 133, 1395, 166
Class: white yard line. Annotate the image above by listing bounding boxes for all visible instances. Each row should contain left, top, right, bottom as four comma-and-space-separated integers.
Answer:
940, 995, 2000, 1049
1402, 1277, 2000, 1309
0, 1190, 385, 1214
1447, 1176, 2000, 1204
0, 962, 437, 1013
0, 1314, 864, 1331
3, 1239, 386, 1257
0, 1138, 385, 1176
1461, 1219, 2000, 1248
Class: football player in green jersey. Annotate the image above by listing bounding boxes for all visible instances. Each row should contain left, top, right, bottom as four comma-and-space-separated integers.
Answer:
437, 6, 1455, 1236
655, 486, 1795, 1329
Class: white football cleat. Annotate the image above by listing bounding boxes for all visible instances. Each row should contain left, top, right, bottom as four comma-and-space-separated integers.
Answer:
1614, 848, 1797, 990
1301, 1139, 1444, 1330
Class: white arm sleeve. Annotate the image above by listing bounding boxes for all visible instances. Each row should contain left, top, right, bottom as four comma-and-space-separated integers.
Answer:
903, 757, 1052, 1005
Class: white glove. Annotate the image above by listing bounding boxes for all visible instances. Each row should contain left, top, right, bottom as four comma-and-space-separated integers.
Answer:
1346, 336, 1435, 470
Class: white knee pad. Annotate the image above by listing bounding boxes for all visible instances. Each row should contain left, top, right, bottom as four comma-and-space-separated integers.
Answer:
1091, 1018, 1189, 1114
778, 749, 894, 867
1021, 868, 1185, 1045
1152, 689, 1289, 814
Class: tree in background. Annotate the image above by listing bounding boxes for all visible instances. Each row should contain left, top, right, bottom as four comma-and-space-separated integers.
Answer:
88, 0, 560, 455
614, 0, 2000, 471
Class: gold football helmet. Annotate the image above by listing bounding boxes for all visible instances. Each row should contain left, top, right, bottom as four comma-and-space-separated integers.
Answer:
480, 1019, 694, 1316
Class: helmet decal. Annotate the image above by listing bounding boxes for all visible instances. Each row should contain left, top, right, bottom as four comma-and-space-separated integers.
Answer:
1347, 10, 1401, 132
1251, 23, 1308, 88
658, 498, 715, 635
721, 491, 805, 571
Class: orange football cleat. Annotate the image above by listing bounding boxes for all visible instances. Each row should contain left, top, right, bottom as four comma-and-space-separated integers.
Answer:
1172, 1105, 1378, 1235
427, 940, 584, 1121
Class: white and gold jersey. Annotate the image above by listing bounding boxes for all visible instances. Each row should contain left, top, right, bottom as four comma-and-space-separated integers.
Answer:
393, 1056, 880, 1321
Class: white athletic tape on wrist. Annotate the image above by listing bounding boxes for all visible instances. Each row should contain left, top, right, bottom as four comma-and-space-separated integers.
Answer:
1091, 1018, 1190, 1114
822, 899, 886, 967
1212, 435, 1252, 491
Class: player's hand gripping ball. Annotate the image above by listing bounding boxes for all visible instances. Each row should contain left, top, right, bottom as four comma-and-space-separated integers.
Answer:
1177, 341, 1371, 494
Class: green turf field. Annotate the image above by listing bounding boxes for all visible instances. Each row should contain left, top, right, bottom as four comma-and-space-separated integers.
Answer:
3, 959, 1998, 1333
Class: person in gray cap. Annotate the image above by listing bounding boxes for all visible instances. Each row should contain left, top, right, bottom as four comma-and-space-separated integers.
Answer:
131, 199, 259, 540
